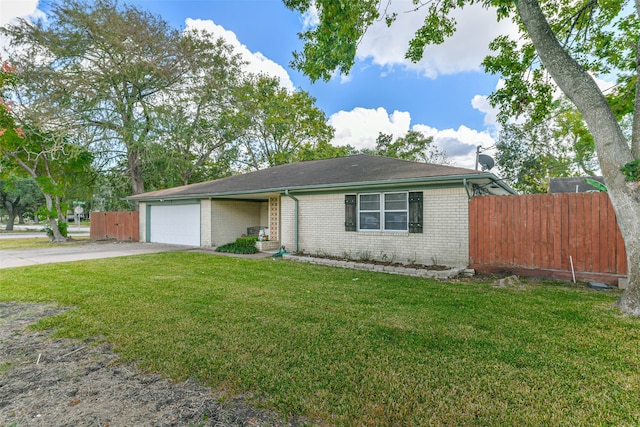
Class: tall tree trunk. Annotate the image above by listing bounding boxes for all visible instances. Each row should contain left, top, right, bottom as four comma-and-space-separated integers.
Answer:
43, 193, 66, 242
4, 212, 16, 231
613, 182, 640, 315
517, 0, 640, 315
127, 146, 145, 211
3, 198, 18, 231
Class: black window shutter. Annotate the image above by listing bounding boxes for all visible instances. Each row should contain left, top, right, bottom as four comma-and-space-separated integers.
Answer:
408, 192, 423, 233
345, 195, 357, 231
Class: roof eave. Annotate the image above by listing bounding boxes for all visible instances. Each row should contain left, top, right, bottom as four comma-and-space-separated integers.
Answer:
126, 172, 514, 202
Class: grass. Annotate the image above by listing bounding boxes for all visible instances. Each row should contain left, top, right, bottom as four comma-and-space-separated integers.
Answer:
0, 236, 90, 250
1, 252, 639, 425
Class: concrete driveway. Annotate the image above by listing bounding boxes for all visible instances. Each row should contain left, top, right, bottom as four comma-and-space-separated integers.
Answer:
0, 242, 190, 269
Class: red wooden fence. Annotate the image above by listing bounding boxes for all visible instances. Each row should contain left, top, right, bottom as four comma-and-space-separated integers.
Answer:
469, 193, 627, 284
90, 211, 139, 242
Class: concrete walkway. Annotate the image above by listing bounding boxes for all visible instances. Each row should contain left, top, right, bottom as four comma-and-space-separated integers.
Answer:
0, 242, 190, 269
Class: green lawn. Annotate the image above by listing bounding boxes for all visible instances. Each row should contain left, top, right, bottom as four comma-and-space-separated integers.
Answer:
0, 236, 49, 249
1, 252, 638, 425
0, 236, 90, 250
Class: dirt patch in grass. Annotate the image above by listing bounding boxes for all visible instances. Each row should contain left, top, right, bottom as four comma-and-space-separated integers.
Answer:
0, 302, 308, 427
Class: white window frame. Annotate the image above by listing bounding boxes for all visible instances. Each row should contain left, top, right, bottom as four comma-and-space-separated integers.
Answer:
358, 192, 408, 232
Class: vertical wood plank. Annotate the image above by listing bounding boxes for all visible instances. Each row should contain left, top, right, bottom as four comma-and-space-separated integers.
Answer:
484, 196, 491, 265
551, 194, 562, 270
539, 195, 550, 269
605, 195, 616, 273
506, 195, 514, 266
469, 197, 478, 264
513, 196, 522, 267
492, 196, 500, 264
591, 193, 602, 272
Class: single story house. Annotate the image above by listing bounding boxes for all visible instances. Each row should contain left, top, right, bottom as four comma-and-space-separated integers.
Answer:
127, 155, 515, 267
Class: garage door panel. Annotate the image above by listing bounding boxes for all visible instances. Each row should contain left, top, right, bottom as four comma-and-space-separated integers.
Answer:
149, 204, 200, 246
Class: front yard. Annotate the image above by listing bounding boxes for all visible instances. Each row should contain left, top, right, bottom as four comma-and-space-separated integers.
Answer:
1, 251, 638, 425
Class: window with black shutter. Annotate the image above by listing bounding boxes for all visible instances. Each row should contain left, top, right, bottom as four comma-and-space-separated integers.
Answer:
345, 195, 357, 231
346, 192, 421, 233
408, 191, 423, 233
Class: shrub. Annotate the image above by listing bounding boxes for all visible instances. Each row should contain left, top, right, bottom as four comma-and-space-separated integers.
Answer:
235, 235, 259, 248
215, 236, 259, 254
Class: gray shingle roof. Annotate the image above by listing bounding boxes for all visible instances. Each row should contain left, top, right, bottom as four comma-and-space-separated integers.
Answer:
128, 155, 508, 200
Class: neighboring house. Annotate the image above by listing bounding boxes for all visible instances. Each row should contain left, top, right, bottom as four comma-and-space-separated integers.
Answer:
548, 176, 605, 193
127, 155, 514, 267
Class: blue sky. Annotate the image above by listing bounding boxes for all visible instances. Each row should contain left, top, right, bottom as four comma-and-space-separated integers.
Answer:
1, 0, 520, 168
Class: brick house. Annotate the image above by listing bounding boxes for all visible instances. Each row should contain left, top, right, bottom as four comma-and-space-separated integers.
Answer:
127, 155, 514, 267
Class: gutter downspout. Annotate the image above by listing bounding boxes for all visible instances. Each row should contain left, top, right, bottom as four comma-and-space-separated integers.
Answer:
463, 178, 472, 200
284, 190, 299, 252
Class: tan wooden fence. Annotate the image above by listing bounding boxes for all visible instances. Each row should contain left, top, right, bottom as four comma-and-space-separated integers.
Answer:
90, 211, 139, 242
469, 193, 627, 284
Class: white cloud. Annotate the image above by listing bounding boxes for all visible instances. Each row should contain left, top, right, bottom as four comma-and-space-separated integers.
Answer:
301, 4, 319, 30
328, 107, 411, 150
0, 0, 43, 27
185, 18, 295, 92
414, 124, 495, 169
471, 95, 499, 128
329, 106, 496, 169
356, 3, 518, 79
0, 0, 45, 57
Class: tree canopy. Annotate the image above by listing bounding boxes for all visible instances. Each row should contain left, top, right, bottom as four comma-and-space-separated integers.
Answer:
234, 74, 335, 170
363, 130, 449, 164
0, 177, 44, 230
1, 0, 249, 196
1, 0, 352, 211
496, 101, 599, 193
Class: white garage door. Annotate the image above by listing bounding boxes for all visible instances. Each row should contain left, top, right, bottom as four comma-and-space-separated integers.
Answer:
149, 204, 200, 246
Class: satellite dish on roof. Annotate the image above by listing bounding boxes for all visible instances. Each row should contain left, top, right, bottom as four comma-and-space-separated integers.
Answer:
478, 154, 495, 171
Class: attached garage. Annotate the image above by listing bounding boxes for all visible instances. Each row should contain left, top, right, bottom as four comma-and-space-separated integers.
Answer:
148, 203, 200, 246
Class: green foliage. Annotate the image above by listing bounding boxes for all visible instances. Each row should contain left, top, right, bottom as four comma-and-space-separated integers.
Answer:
366, 130, 449, 164
282, 0, 639, 167
496, 99, 601, 193
235, 75, 336, 170
235, 235, 259, 248
496, 121, 574, 193
0, 177, 44, 224
1, 253, 639, 425
584, 178, 608, 192
147, 33, 245, 187
3, 1, 343, 199
293, 140, 353, 162
621, 159, 640, 181
1, 0, 243, 196
43, 220, 68, 238
284, 0, 381, 82
1, 57, 89, 240
554, 105, 599, 175
215, 235, 259, 254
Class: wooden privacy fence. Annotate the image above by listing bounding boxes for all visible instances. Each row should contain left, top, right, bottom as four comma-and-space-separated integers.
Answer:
469, 193, 627, 284
90, 211, 139, 242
